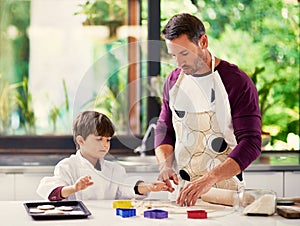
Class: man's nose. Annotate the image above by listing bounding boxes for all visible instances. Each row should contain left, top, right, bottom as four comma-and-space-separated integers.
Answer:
176, 56, 185, 68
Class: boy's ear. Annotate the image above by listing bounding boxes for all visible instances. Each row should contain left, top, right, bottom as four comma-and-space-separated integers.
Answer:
76, 135, 85, 146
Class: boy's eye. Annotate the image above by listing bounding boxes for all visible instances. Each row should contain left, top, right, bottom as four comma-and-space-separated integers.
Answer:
97, 137, 111, 142
181, 52, 188, 56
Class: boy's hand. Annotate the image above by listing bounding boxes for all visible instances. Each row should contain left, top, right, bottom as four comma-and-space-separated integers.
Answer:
74, 175, 94, 192
149, 181, 169, 192
137, 181, 168, 194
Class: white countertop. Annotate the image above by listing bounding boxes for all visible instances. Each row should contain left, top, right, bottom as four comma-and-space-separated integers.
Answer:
1, 151, 299, 173
0, 200, 299, 226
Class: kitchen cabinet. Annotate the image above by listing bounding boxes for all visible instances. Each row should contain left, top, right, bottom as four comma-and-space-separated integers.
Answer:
1, 165, 299, 200
15, 173, 51, 201
284, 171, 300, 197
0, 172, 51, 201
244, 171, 284, 197
0, 173, 14, 200
4, 171, 167, 201
132, 171, 296, 199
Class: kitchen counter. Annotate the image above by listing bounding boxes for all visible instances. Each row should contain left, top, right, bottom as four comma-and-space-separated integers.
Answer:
1, 151, 299, 173
0, 200, 299, 226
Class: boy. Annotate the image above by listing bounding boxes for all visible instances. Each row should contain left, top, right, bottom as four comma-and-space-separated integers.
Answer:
37, 110, 167, 200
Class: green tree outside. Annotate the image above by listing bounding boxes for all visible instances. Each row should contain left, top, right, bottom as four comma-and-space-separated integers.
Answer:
158, 0, 299, 149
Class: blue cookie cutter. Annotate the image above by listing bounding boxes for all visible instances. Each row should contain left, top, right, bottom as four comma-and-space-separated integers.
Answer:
116, 208, 136, 218
144, 209, 168, 219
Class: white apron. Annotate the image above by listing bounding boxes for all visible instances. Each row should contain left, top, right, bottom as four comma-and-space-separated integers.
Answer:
168, 56, 244, 199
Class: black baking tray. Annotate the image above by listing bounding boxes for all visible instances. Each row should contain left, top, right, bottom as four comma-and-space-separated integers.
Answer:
24, 200, 91, 220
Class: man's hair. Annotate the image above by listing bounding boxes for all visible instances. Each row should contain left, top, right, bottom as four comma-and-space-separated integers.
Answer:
162, 13, 206, 44
73, 111, 115, 149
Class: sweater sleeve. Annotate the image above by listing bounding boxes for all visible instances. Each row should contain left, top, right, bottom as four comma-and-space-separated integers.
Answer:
48, 186, 64, 201
218, 61, 262, 171
228, 80, 262, 170
154, 69, 180, 148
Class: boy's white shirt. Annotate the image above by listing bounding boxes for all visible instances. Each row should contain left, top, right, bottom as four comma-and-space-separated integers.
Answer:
37, 150, 146, 200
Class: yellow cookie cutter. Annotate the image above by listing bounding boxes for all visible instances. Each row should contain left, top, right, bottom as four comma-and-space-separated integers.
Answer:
113, 200, 132, 209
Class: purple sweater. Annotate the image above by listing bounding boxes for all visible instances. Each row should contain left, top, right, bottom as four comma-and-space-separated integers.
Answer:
154, 60, 262, 171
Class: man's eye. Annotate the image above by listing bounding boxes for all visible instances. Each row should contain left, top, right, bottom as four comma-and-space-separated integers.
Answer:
182, 52, 188, 56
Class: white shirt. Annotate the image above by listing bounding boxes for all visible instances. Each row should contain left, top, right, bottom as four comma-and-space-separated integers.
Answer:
37, 150, 145, 200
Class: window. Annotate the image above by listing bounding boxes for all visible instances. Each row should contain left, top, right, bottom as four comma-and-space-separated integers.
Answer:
0, 0, 299, 151
0, 0, 150, 136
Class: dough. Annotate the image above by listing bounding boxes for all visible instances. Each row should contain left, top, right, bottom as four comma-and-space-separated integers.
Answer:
37, 204, 55, 210
29, 208, 45, 213
44, 209, 64, 214
69, 210, 85, 215
56, 206, 73, 211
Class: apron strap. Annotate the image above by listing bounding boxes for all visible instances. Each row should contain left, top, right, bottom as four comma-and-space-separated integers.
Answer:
210, 51, 215, 72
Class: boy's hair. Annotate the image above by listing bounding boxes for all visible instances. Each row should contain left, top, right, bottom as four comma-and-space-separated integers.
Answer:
162, 13, 206, 45
73, 111, 115, 149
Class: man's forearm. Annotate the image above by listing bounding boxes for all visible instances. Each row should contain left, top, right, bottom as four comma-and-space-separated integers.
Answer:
206, 157, 241, 184
155, 144, 174, 169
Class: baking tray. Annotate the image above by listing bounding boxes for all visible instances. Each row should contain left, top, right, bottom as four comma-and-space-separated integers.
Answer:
24, 200, 91, 220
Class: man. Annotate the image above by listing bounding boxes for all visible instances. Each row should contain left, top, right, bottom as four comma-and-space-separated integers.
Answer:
154, 13, 261, 206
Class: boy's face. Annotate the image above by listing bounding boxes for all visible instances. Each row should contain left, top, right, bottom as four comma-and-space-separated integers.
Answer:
79, 134, 111, 159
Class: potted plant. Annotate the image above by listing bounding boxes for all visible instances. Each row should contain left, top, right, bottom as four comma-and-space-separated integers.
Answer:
83, 70, 128, 134
249, 66, 287, 149
0, 74, 19, 134
74, 0, 127, 38
48, 79, 70, 133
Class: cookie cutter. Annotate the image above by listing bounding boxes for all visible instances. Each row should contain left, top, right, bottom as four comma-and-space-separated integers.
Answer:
187, 210, 207, 219
116, 208, 136, 218
144, 209, 168, 219
112, 200, 132, 209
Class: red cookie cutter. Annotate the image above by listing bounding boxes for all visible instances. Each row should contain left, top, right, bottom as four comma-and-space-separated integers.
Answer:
187, 210, 207, 219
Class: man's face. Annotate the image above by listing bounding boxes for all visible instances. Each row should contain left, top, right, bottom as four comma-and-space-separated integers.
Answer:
165, 34, 209, 75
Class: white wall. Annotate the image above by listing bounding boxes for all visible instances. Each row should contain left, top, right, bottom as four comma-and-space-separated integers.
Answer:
28, 0, 110, 134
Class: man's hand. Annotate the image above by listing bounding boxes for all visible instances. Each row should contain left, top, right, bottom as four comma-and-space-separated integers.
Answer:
157, 166, 179, 192
155, 144, 178, 192
176, 158, 241, 206
176, 175, 214, 206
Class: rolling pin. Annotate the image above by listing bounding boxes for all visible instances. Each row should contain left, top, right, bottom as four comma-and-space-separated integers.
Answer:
201, 187, 236, 206
277, 197, 300, 204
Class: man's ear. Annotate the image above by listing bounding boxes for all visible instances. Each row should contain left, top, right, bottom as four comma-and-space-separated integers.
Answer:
198, 34, 208, 49
76, 135, 85, 146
